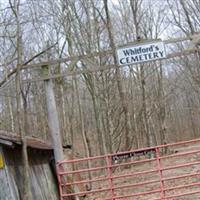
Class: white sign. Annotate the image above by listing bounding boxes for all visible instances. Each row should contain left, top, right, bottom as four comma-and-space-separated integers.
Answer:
116, 41, 166, 66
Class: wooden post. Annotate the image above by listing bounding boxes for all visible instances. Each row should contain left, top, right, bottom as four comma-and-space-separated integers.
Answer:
42, 65, 81, 200
42, 65, 64, 162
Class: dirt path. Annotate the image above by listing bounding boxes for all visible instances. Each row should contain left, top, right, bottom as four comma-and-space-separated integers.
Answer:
83, 143, 200, 200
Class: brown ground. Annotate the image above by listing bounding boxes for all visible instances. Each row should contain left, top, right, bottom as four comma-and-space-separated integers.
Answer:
64, 142, 200, 200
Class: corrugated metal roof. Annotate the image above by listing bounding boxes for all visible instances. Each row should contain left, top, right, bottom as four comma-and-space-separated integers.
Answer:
0, 130, 53, 150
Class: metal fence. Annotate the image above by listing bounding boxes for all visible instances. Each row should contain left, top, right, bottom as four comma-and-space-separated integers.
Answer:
56, 138, 200, 200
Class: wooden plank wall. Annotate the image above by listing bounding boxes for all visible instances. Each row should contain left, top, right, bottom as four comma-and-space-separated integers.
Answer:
0, 146, 59, 200
0, 146, 19, 200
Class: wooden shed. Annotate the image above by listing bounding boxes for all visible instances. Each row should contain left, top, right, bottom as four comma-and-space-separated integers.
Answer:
0, 131, 59, 200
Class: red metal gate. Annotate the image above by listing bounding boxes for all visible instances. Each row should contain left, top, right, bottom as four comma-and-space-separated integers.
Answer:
56, 138, 200, 199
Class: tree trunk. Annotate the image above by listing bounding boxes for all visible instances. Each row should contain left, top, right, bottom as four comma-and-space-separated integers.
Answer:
130, 0, 156, 147
74, 76, 93, 190
83, 72, 105, 155
103, 0, 135, 151
157, 64, 167, 146
12, 0, 33, 198
7, 88, 15, 132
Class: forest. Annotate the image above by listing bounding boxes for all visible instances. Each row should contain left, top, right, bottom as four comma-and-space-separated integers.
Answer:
0, 0, 200, 159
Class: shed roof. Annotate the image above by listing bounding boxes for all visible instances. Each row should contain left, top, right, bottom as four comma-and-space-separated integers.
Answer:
0, 130, 53, 150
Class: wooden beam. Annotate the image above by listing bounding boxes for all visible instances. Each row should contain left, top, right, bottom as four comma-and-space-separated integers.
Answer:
23, 64, 116, 82
1, 33, 200, 86
164, 33, 200, 44
21, 50, 113, 70
23, 48, 200, 83
21, 33, 200, 70
0, 43, 57, 88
